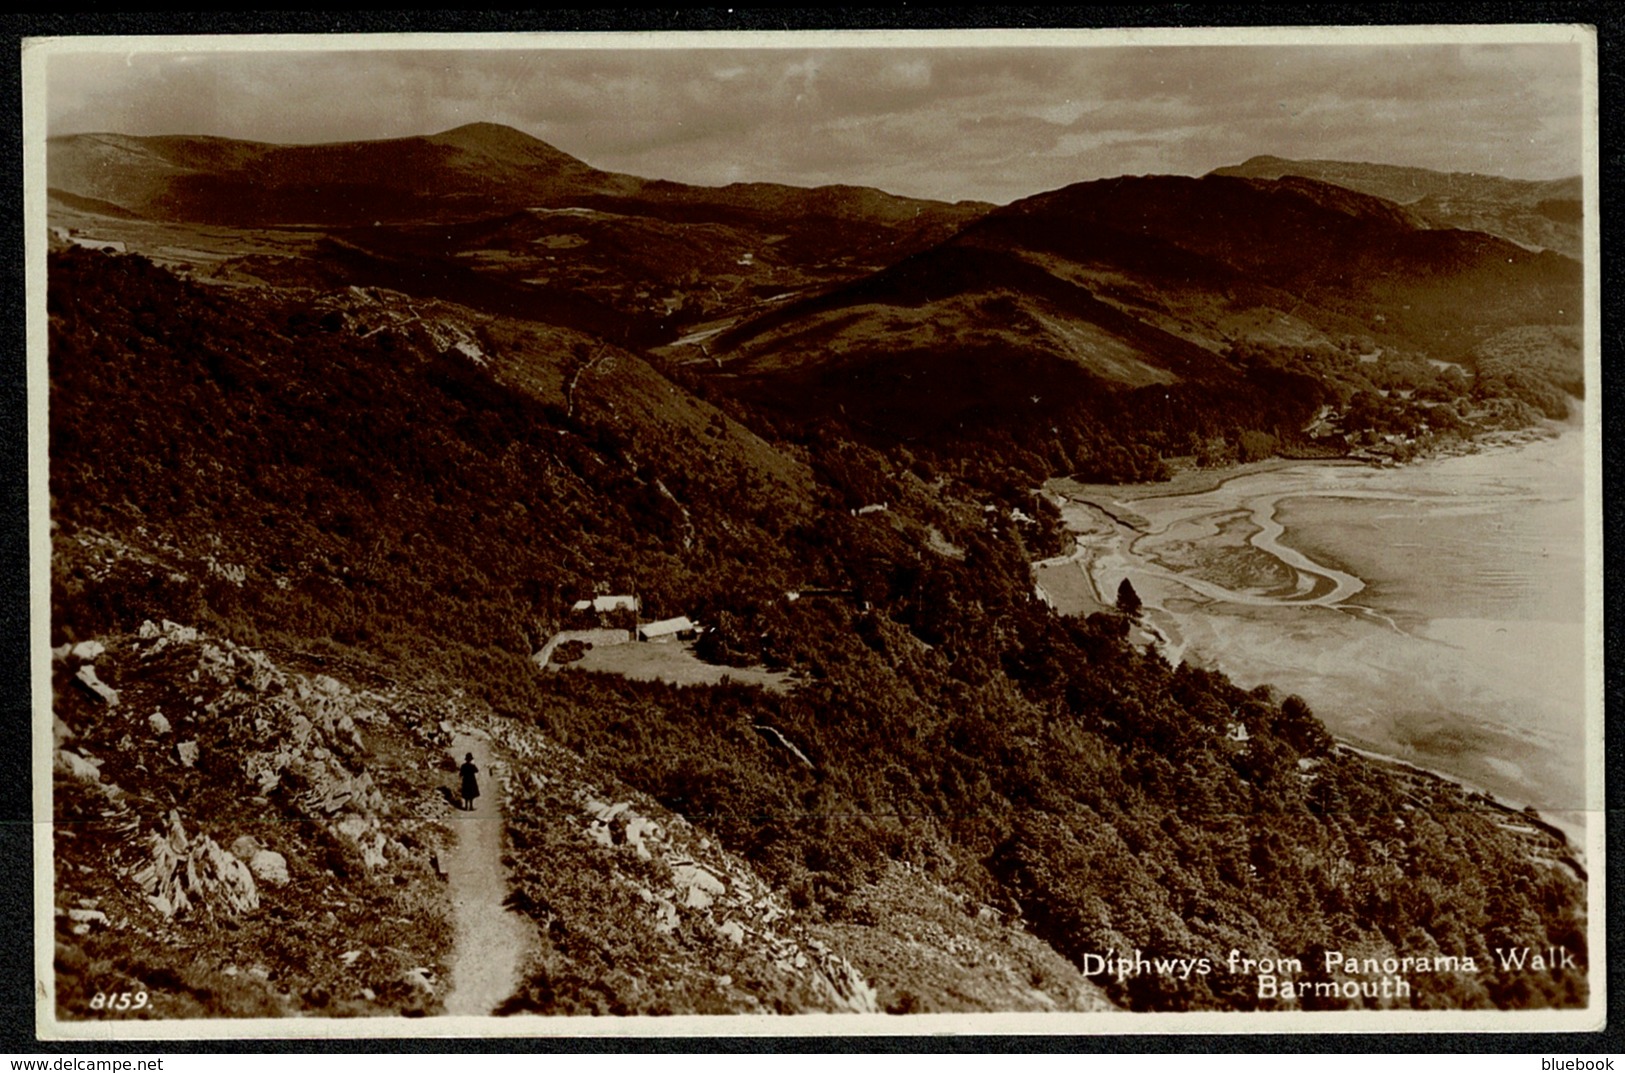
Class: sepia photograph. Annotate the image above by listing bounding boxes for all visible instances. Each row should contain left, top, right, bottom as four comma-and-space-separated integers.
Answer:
25, 24, 1601, 1038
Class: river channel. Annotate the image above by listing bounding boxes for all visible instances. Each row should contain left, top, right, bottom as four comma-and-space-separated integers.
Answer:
1039, 429, 1591, 836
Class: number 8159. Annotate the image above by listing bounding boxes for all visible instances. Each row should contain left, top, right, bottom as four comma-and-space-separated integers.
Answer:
89, 991, 148, 1012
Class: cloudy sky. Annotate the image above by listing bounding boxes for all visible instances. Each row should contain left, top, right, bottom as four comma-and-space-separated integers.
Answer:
36, 29, 1589, 205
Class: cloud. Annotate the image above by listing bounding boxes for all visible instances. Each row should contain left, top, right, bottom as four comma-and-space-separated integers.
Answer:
41, 35, 1587, 204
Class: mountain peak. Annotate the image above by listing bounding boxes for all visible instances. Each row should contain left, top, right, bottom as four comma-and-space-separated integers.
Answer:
426, 121, 555, 153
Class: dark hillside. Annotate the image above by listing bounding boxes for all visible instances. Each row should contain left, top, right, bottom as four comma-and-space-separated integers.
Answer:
699, 172, 1581, 484
48, 248, 812, 695
48, 248, 1588, 1013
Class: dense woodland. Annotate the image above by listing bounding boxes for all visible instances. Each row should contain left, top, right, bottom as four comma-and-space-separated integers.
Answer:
49, 248, 1587, 1011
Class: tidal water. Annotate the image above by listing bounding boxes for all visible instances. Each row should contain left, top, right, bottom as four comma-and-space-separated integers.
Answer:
1049, 430, 1592, 824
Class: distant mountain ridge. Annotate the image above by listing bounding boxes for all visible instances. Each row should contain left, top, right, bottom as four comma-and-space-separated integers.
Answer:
1211, 154, 1582, 258
47, 121, 989, 232
48, 122, 991, 342
711, 170, 1578, 444
49, 123, 643, 224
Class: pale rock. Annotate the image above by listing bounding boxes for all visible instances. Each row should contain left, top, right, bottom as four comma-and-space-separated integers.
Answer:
74, 665, 119, 707
51, 644, 73, 663
67, 908, 108, 926
135, 812, 260, 919
229, 836, 261, 861
336, 814, 368, 841
71, 923, 90, 936
248, 850, 289, 886
71, 640, 106, 661
359, 836, 387, 870
340, 951, 361, 967
54, 750, 101, 783
716, 919, 746, 946
595, 800, 631, 823
161, 621, 197, 644
401, 967, 434, 994
148, 712, 171, 735
672, 861, 726, 903
138, 621, 161, 640
315, 675, 344, 695
53, 716, 73, 747
624, 815, 656, 845
176, 740, 199, 768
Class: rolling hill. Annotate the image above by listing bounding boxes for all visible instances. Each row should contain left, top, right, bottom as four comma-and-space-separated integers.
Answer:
1212, 154, 1583, 258
701, 172, 1581, 472
47, 123, 990, 338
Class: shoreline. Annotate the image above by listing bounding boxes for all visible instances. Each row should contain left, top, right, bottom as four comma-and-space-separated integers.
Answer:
1035, 423, 1587, 870
1335, 741, 1585, 870
1047, 419, 1569, 508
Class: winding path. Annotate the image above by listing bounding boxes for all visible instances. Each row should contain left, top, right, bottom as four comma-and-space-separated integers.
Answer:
442, 732, 532, 1016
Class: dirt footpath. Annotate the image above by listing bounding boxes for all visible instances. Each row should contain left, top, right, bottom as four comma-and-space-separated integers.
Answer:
442, 732, 533, 1016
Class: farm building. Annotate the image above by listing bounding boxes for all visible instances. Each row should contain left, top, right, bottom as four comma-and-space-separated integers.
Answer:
638, 616, 697, 642
572, 594, 639, 614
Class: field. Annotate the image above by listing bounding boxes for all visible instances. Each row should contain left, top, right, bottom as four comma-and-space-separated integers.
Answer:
563, 640, 795, 694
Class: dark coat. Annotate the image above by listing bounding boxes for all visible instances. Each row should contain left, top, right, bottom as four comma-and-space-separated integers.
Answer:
460, 761, 480, 801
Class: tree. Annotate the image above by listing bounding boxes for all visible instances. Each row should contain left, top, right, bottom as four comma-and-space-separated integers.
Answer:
1116, 578, 1143, 619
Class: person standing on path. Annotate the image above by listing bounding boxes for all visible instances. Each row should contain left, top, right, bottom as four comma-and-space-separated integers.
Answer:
459, 752, 481, 811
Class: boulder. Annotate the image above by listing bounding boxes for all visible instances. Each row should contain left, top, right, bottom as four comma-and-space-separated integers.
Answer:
175, 740, 199, 768
134, 814, 260, 918
359, 835, 387, 871
74, 665, 119, 707
51, 644, 72, 663
54, 750, 101, 783
149, 712, 171, 735
160, 621, 198, 644
71, 640, 106, 661
248, 850, 290, 887
672, 862, 726, 910
336, 814, 368, 841
624, 816, 659, 859
66, 908, 108, 926
401, 967, 435, 994
230, 836, 261, 861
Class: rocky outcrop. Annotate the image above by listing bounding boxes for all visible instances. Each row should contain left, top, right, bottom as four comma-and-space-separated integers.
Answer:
132, 810, 260, 919
51, 620, 460, 1017
485, 717, 880, 1015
